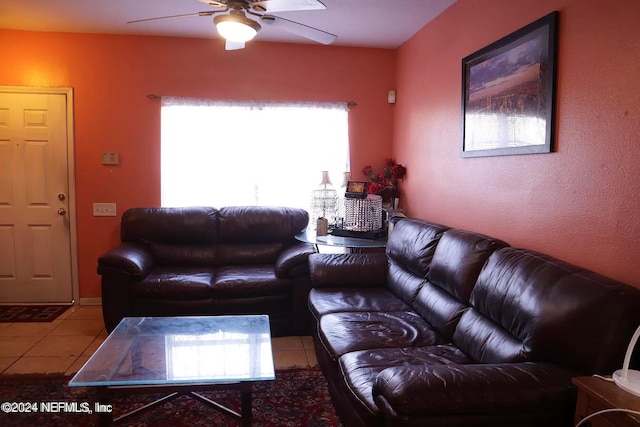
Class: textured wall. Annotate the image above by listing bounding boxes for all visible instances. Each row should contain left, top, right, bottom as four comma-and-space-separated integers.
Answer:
0, 30, 396, 297
395, 0, 640, 287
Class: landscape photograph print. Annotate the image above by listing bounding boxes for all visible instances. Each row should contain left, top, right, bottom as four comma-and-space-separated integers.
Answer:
462, 12, 557, 157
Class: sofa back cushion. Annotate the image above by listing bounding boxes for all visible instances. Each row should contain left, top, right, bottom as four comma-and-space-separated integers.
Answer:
429, 229, 509, 303
413, 229, 508, 340
120, 206, 309, 267
453, 247, 640, 374
146, 244, 218, 267
215, 243, 285, 265
218, 206, 309, 244
121, 207, 219, 244
386, 219, 448, 305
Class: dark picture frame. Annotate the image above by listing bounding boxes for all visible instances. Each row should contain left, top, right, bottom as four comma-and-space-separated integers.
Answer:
461, 11, 558, 157
344, 180, 368, 199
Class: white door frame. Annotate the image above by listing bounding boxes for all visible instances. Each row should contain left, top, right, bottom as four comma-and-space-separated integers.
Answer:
0, 86, 79, 304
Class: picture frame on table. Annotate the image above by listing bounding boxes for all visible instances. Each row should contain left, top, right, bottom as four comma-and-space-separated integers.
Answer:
345, 180, 368, 199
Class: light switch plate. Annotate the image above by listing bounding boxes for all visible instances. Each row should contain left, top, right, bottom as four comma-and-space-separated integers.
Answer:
93, 203, 117, 217
101, 152, 119, 165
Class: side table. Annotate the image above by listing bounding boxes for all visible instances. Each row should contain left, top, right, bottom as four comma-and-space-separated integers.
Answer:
573, 376, 640, 427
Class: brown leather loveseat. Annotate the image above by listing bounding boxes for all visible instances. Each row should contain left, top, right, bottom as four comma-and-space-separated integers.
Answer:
98, 206, 315, 336
308, 218, 640, 427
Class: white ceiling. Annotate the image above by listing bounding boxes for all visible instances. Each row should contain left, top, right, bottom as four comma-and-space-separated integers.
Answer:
0, 0, 457, 49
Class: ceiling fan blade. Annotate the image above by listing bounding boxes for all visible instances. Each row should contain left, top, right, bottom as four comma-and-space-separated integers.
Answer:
128, 11, 217, 24
260, 15, 336, 45
225, 40, 246, 50
252, 0, 326, 13
197, 0, 228, 7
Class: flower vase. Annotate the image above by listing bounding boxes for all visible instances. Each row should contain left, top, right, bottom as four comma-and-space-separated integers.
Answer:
390, 197, 400, 210
381, 189, 393, 207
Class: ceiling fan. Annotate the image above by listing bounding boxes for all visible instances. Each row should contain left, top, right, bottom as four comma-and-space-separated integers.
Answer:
128, 0, 337, 50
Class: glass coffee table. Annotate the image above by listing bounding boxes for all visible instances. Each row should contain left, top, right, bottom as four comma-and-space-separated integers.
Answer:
69, 315, 275, 426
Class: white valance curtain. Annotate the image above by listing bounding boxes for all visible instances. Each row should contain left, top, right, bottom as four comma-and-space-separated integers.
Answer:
160, 97, 350, 214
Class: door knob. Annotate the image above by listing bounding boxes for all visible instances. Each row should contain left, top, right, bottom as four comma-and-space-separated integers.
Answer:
57, 208, 67, 216
58, 193, 66, 201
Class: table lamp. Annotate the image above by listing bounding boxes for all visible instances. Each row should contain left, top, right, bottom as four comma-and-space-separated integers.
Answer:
612, 324, 640, 396
311, 171, 337, 235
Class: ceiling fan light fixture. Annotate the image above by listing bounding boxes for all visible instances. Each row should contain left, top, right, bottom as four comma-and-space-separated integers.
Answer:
214, 14, 261, 43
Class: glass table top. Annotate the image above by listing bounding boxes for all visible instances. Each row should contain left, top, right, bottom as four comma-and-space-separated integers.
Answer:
296, 229, 387, 248
69, 315, 275, 387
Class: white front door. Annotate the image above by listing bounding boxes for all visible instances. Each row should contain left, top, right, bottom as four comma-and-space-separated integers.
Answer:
0, 89, 74, 303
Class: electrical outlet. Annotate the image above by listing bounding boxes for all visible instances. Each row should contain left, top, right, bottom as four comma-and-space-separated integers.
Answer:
93, 203, 117, 217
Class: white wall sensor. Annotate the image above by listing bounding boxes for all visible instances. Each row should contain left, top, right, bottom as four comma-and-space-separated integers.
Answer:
388, 90, 396, 104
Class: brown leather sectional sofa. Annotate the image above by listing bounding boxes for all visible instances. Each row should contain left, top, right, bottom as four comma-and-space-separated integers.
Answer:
98, 206, 315, 336
308, 218, 640, 427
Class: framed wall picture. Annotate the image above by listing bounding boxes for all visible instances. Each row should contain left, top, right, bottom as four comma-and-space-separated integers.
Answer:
461, 11, 558, 157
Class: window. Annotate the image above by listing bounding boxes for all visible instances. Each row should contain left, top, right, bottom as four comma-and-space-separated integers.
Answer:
161, 98, 350, 217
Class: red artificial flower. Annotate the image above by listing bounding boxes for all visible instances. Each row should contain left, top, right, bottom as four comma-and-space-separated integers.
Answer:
391, 164, 406, 180
367, 182, 383, 195
360, 158, 406, 197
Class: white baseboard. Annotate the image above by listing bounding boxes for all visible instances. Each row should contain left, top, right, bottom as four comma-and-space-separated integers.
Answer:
78, 297, 102, 306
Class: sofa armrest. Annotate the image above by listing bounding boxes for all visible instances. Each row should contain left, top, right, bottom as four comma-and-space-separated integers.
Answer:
97, 243, 154, 279
275, 243, 316, 278
373, 363, 576, 417
309, 253, 388, 288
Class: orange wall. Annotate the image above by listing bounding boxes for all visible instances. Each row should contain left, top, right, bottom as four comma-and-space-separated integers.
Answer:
396, 0, 640, 287
0, 30, 396, 298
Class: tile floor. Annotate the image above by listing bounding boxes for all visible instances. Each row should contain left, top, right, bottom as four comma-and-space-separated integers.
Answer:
0, 305, 318, 376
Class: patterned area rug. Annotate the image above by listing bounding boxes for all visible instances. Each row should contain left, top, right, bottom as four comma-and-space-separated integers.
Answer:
0, 369, 342, 427
0, 305, 69, 322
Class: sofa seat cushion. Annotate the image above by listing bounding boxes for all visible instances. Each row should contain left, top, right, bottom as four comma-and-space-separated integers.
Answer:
339, 345, 474, 413
130, 267, 214, 299
319, 311, 445, 359
308, 288, 411, 321
211, 266, 290, 298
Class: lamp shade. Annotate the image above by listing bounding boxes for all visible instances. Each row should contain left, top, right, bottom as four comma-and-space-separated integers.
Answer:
214, 14, 261, 43
320, 171, 332, 186
341, 171, 351, 187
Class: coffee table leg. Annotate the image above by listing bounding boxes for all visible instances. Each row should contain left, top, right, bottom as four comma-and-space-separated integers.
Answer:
241, 390, 252, 427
